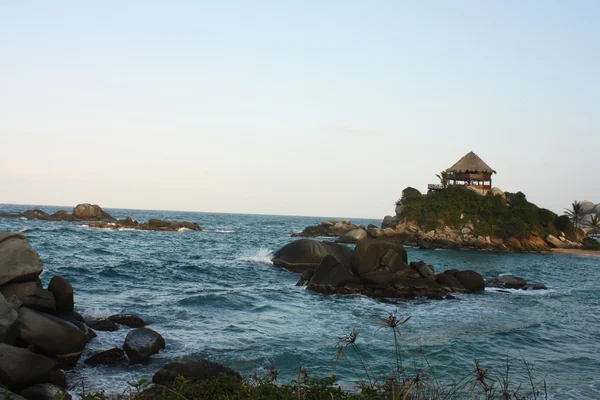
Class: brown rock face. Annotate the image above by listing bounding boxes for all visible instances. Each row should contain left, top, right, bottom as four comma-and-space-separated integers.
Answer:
454, 270, 485, 292
351, 239, 409, 278
72, 204, 115, 221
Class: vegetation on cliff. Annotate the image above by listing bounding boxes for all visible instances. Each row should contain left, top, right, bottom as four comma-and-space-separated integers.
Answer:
396, 186, 575, 241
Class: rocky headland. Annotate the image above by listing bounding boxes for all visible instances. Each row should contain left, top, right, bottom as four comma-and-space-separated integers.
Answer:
293, 186, 593, 253
272, 238, 544, 301
0, 232, 166, 397
0, 203, 202, 232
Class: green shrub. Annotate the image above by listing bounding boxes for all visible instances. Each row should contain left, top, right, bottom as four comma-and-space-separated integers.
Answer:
582, 237, 600, 250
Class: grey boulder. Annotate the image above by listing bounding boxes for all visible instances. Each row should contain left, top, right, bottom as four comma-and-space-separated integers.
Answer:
271, 239, 352, 272
0, 294, 18, 344
0, 344, 57, 389
19, 384, 72, 400
0, 281, 56, 314
0, 236, 43, 286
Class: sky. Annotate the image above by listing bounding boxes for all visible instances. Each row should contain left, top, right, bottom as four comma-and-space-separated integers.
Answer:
1, 1, 598, 218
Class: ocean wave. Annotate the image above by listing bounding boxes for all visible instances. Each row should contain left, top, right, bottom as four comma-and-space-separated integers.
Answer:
216, 230, 235, 233
235, 248, 273, 264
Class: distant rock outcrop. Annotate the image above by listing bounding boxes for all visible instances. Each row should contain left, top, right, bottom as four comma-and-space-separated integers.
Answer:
0, 204, 202, 233
291, 220, 362, 237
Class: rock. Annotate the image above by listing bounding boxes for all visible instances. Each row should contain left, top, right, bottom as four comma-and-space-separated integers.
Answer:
5, 391, 27, 400
123, 328, 165, 364
336, 229, 367, 244
0, 282, 56, 314
57, 311, 84, 324
140, 219, 202, 232
0, 233, 26, 244
271, 239, 352, 272
0, 236, 43, 286
0, 294, 18, 344
153, 359, 241, 386
474, 236, 487, 248
381, 216, 396, 229
435, 273, 465, 291
84, 348, 126, 366
351, 240, 408, 278
85, 318, 120, 331
367, 227, 383, 238
410, 261, 435, 279
307, 256, 360, 294
19, 384, 71, 400
47, 277, 73, 314
522, 283, 548, 290
490, 187, 506, 200
72, 203, 115, 221
108, 314, 145, 328
71, 321, 96, 343
361, 271, 397, 288
0, 344, 57, 389
394, 204, 404, 216
580, 200, 595, 214
17, 308, 88, 368
486, 275, 527, 289
454, 270, 485, 292
291, 220, 357, 237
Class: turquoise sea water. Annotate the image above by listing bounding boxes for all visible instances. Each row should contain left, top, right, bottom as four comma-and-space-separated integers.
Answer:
0, 204, 599, 399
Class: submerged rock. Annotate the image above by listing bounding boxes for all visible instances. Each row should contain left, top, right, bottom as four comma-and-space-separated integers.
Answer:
85, 318, 120, 332
486, 275, 528, 289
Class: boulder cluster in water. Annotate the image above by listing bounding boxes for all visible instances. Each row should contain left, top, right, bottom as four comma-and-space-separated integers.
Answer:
0, 232, 166, 398
272, 238, 546, 300
0, 203, 202, 232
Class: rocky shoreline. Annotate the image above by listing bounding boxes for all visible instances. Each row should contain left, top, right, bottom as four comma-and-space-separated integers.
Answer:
0, 232, 168, 398
292, 218, 584, 252
0, 203, 202, 232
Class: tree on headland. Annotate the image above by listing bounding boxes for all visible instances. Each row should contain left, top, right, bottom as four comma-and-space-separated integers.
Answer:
564, 201, 585, 228
435, 171, 450, 188
586, 214, 600, 238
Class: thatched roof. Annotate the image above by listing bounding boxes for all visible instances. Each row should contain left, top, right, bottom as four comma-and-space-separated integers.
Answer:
446, 151, 496, 174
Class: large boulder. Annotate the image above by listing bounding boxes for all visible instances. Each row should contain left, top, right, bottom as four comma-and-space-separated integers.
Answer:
0, 294, 18, 344
0, 282, 56, 314
84, 348, 126, 366
306, 255, 360, 294
336, 229, 367, 244
153, 359, 241, 386
123, 328, 165, 364
271, 239, 352, 272
410, 261, 435, 279
85, 318, 120, 331
0, 236, 43, 286
486, 275, 528, 289
436, 272, 465, 291
19, 384, 71, 400
351, 240, 409, 278
47, 276, 73, 315
580, 200, 595, 214
291, 220, 358, 237
454, 270, 485, 292
0, 344, 57, 389
17, 308, 88, 368
72, 204, 115, 221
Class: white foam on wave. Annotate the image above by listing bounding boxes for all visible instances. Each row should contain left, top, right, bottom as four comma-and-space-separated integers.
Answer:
178, 227, 191, 232
117, 227, 136, 231
215, 229, 235, 233
485, 287, 554, 296
18, 217, 26, 220
17, 228, 28, 233
498, 272, 514, 276
81, 306, 121, 319
235, 248, 273, 264
76, 224, 89, 228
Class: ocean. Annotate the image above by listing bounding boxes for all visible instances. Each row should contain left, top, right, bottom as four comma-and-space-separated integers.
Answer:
0, 204, 599, 399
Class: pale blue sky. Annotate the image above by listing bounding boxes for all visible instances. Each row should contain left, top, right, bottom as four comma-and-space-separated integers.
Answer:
1, 1, 598, 218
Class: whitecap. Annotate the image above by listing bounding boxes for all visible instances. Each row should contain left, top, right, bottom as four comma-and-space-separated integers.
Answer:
485, 287, 554, 296
178, 227, 191, 232
235, 248, 273, 264
80, 306, 121, 319
17, 228, 28, 233
18, 217, 26, 220
216, 230, 235, 233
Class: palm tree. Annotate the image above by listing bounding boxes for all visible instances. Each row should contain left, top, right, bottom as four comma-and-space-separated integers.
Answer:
435, 171, 450, 189
564, 201, 585, 228
586, 214, 600, 237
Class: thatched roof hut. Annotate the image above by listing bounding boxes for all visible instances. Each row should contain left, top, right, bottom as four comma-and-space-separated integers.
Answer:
445, 151, 496, 194
446, 151, 496, 174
